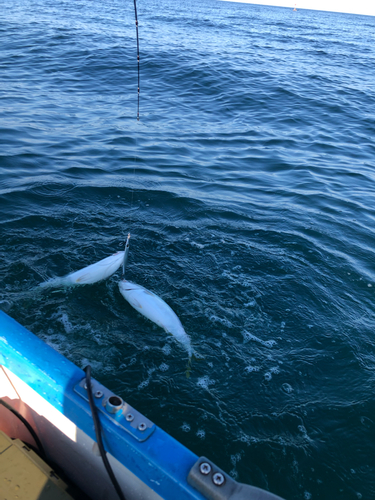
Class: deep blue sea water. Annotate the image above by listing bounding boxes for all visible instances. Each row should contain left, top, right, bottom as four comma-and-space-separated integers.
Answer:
1, 0, 375, 498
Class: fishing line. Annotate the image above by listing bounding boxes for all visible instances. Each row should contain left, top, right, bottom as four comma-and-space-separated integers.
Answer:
133, 0, 140, 121
122, 233, 131, 277
123, 0, 140, 271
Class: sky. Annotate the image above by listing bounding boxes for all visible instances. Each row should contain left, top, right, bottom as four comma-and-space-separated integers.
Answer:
221, 0, 375, 17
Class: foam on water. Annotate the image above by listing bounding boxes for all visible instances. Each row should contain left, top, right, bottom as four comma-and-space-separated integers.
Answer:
208, 314, 234, 329
229, 452, 243, 480
282, 383, 293, 394
58, 312, 74, 334
162, 344, 172, 355
197, 375, 215, 391
244, 365, 260, 373
242, 330, 276, 348
196, 429, 206, 439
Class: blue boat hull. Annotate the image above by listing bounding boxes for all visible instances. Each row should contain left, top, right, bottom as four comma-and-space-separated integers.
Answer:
0, 311, 282, 500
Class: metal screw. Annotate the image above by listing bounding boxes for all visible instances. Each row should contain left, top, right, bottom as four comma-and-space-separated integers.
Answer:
138, 422, 147, 431
126, 413, 134, 422
94, 390, 103, 399
213, 473, 225, 486
199, 463, 211, 475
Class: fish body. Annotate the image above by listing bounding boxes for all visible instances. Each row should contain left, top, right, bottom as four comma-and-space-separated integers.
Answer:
40, 251, 125, 288
118, 279, 192, 358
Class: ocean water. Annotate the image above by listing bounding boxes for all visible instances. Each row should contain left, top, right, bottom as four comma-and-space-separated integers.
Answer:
1, 0, 375, 498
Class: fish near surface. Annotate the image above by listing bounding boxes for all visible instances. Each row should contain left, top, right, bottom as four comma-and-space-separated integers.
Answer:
39, 251, 125, 288
118, 279, 193, 359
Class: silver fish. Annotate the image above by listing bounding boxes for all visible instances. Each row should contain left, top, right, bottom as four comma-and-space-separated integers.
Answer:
118, 279, 192, 358
39, 251, 125, 288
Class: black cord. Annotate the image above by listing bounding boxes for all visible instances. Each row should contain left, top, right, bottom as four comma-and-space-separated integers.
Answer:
133, 0, 140, 120
0, 398, 46, 460
84, 365, 126, 500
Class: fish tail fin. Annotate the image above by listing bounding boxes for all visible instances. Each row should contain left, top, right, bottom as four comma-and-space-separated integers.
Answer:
185, 349, 204, 377
185, 356, 192, 378
38, 278, 61, 288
